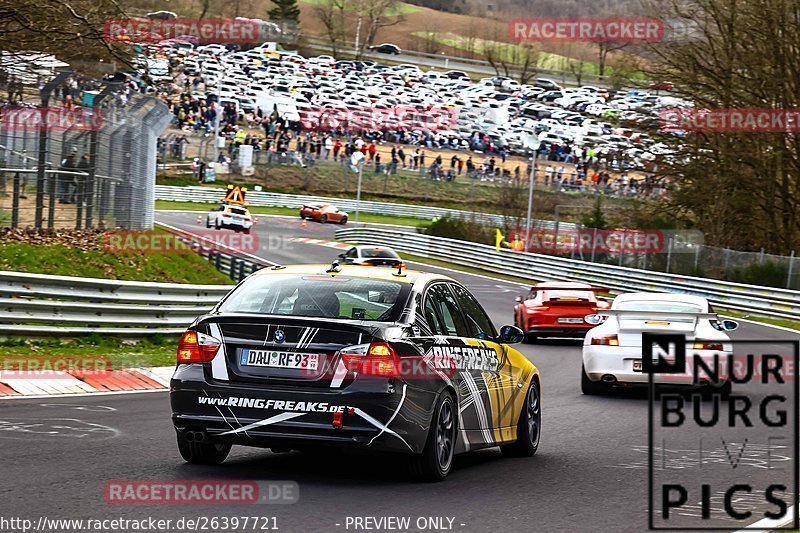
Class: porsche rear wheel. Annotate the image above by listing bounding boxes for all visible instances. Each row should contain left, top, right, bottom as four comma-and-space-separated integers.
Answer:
581, 363, 607, 395
410, 391, 456, 482
501, 379, 541, 457
321, 214, 328, 224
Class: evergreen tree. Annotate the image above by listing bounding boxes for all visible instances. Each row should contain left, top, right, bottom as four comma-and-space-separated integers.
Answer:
269, 0, 301, 23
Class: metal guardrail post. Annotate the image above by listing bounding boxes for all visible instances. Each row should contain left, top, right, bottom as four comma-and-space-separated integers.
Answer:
238, 260, 245, 282
215, 253, 221, 271
11, 172, 20, 228
788, 251, 796, 289
665, 238, 673, 273
230, 257, 237, 280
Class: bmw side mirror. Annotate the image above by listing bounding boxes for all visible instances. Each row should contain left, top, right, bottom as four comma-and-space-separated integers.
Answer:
498, 325, 525, 344
584, 314, 604, 325
722, 319, 739, 331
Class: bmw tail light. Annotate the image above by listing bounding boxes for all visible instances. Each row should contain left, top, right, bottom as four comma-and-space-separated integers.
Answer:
591, 335, 619, 346
693, 340, 724, 351
340, 342, 400, 378
177, 329, 221, 363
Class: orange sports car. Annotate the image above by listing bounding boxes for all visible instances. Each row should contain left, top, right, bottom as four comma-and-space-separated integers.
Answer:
299, 203, 349, 224
513, 281, 610, 341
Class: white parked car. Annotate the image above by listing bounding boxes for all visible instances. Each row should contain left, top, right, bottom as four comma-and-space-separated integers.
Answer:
581, 293, 738, 395
207, 204, 254, 233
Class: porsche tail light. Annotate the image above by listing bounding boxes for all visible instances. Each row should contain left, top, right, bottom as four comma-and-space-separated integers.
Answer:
177, 329, 221, 363
693, 340, 724, 351
591, 335, 619, 346
340, 342, 400, 378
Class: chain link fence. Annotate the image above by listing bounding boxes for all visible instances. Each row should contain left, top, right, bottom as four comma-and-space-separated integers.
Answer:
537, 227, 800, 290
0, 70, 171, 230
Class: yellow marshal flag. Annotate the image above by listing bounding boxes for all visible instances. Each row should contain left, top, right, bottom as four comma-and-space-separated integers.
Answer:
495, 228, 505, 251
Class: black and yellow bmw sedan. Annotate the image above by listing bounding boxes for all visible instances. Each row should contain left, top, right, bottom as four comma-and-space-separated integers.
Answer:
171, 264, 541, 481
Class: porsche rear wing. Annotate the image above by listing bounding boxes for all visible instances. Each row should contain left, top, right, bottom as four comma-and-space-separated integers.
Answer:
597, 310, 718, 320
532, 286, 609, 293
595, 309, 719, 328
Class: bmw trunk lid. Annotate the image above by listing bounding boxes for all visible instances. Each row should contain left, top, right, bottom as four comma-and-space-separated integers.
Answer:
198, 316, 378, 388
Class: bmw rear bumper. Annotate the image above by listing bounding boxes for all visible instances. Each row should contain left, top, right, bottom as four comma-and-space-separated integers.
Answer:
170, 364, 437, 454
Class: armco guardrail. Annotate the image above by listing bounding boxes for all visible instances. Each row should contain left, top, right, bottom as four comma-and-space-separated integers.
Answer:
0, 272, 229, 335
335, 228, 800, 321
155, 185, 575, 231
303, 36, 611, 87
0, 226, 272, 336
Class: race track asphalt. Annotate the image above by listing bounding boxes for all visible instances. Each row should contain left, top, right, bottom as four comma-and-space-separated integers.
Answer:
1, 211, 797, 533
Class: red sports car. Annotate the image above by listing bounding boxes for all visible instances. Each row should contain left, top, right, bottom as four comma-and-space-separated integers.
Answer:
299, 203, 349, 224
513, 282, 610, 341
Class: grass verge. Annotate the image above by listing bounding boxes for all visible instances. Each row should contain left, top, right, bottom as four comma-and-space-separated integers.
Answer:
0, 232, 234, 284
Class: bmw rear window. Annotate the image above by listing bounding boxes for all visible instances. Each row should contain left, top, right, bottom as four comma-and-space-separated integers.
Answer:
361, 248, 399, 259
218, 274, 410, 321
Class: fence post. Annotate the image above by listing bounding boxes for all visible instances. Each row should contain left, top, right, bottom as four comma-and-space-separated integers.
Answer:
35, 71, 72, 229
788, 250, 796, 289
694, 244, 701, 271
590, 227, 598, 262
85, 87, 116, 229
11, 172, 20, 228
665, 237, 673, 273
760, 248, 765, 264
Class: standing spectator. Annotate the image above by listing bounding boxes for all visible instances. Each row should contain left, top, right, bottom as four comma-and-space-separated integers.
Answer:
58, 151, 77, 203
333, 139, 342, 161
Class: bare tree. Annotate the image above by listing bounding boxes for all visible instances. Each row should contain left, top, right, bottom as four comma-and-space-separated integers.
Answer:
0, 0, 132, 72
358, 0, 404, 57
643, 0, 800, 253
596, 41, 627, 77
313, 0, 348, 56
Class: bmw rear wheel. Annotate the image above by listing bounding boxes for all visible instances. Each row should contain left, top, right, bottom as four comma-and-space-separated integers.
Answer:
411, 391, 456, 481
501, 379, 541, 457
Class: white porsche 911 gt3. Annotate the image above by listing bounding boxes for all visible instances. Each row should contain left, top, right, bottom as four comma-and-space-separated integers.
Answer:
581, 293, 739, 395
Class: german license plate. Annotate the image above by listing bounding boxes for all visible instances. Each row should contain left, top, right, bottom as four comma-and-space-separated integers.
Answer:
558, 317, 584, 324
241, 349, 319, 371
633, 360, 660, 372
